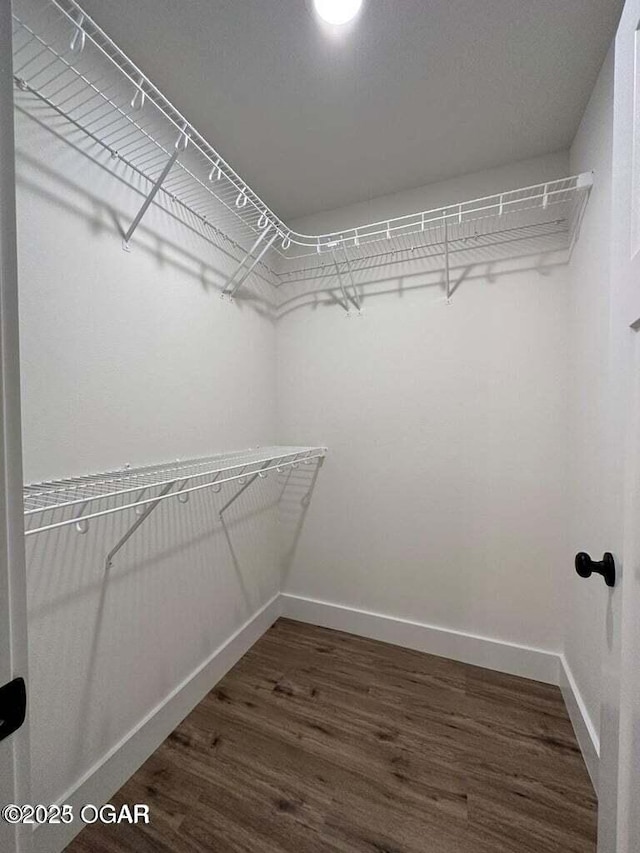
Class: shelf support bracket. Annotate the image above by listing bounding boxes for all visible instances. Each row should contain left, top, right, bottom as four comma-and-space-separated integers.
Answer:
341, 247, 361, 313
342, 251, 362, 313
219, 461, 271, 518
443, 219, 451, 303
121, 126, 189, 249
332, 250, 360, 314
333, 257, 350, 313
104, 480, 176, 570
222, 227, 277, 299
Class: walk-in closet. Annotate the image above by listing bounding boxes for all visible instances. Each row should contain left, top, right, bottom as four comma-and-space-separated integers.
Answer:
2, 1, 640, 851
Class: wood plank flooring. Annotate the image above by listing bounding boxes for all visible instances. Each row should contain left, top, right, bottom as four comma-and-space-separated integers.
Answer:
66, 618, 597, 853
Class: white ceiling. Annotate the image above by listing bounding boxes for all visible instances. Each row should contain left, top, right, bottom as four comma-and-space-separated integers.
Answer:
79, 0, 622, 221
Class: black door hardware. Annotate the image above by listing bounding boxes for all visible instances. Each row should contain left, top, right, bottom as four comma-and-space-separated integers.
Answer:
0, 677, 26, 742
575, 552, 616, 588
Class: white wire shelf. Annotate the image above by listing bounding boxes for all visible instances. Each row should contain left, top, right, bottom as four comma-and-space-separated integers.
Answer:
24, 446, 327, 539
11, 0, 593, 303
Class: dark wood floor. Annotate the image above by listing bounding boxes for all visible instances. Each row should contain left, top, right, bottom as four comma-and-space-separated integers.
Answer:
66, 618, 597, 853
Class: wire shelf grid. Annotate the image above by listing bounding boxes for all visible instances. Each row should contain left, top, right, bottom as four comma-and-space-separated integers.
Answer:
11, 0, 592, 295
24, 446, 327, 537
11, 0, 283, 262
277, 184, 586, 284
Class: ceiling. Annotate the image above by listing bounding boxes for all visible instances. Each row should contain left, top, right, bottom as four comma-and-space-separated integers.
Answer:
78, 0, 622, 221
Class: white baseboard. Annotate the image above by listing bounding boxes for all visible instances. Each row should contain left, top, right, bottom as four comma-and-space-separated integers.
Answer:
281, 593, 560, 685
559, 654, 600, 793
32, 593, 283, 853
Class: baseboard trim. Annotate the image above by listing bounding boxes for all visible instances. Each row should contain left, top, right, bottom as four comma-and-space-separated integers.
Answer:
32, 593, 283, 853
559, 654, 600, 793
281, 593, 560, 685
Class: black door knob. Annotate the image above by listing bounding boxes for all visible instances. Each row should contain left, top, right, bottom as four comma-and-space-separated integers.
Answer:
575, 552, 616, 587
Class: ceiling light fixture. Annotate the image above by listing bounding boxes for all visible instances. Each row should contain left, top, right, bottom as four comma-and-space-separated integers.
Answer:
313, 0, 363, 26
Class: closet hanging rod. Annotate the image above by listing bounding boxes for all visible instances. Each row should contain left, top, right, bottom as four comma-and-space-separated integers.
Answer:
23, 446, 328, 537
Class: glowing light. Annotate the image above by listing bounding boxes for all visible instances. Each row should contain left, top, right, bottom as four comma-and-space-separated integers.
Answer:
313, 0, 363, 26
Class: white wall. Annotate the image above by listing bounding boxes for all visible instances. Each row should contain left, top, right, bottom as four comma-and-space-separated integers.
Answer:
292, 152, 570, 235
14, 106, 280, 810
277, 153, 573, 653
564, 46, 615, 747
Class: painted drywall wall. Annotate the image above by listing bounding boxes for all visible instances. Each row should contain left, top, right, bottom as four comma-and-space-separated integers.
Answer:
291, 152, 571, 236
277, 153, 572, 653
14, 106, 282, 808
565, 46, 615, 748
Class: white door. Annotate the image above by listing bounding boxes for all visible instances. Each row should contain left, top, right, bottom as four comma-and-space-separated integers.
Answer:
598, 0, 640, 850
0, 2, 31, 852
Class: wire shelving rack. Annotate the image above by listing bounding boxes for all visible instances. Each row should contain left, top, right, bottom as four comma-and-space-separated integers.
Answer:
24, 446, 327, 536
24, 446, 327, 568
11, 0, 593, 305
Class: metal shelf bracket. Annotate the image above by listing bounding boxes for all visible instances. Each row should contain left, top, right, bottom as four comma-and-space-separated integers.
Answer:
219, 461, 271, 518
332, 248, 362, 315
104, 480, 176, 570
122, 124, 189, 251
443, 218, 451, 303
222, 226, 277, 299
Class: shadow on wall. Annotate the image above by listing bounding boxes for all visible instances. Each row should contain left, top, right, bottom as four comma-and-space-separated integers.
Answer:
275, 242, 570, 320
25, 461, 321, 802
278, 460, 325, 585
13, 101, 277, 319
